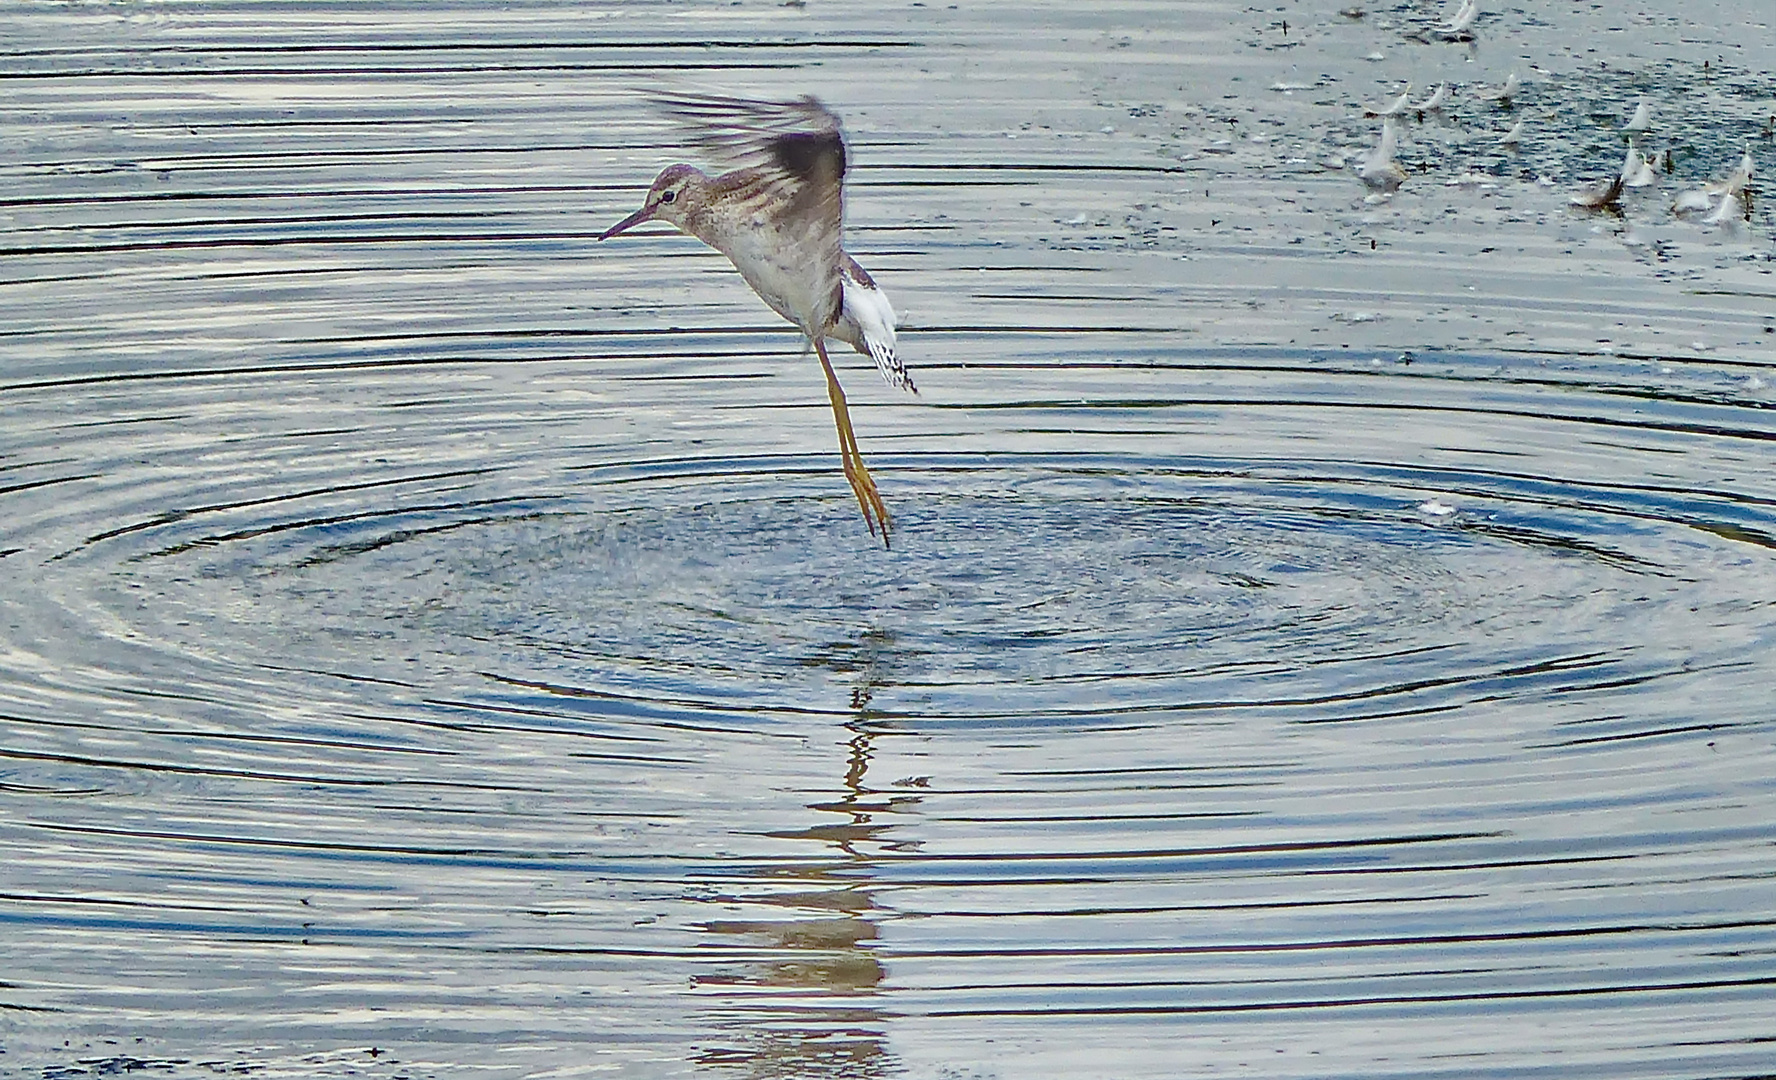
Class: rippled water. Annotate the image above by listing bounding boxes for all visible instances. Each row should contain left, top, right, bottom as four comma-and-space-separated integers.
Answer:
4, 1, 1776, 1077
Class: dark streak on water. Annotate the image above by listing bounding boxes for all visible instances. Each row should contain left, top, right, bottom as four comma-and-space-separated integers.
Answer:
4, 1, 1776, 1078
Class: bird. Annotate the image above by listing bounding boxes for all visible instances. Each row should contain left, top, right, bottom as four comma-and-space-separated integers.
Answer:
1623, 99, 1652, 132
1569, 164, 1624, 210
1359, 120, 1407, 192
1674, 147, 1755, 224
1434, 0, 1478, 39
1496, 117, 1525, 146
1414, 83, 1451, 113
1365, 84, 1412, 118
1496, 71, 1521, 107
597, 93, 912, 544
1621, 142, 1659, 188
1568, 142, 1647, 210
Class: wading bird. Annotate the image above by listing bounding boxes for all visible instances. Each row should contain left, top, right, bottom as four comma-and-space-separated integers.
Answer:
598, 94, 913, 544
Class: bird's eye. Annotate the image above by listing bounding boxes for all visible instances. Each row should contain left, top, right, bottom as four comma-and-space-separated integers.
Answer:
660, 190, 677, 204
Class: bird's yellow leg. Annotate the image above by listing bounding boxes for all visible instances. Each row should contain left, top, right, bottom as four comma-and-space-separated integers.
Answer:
815, 339, 891, 545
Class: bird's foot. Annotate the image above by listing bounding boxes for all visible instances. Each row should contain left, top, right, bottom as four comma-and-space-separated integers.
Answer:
842, 450, 892, 547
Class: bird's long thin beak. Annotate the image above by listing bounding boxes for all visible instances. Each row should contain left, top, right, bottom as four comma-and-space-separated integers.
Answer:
598, 205, 655, 241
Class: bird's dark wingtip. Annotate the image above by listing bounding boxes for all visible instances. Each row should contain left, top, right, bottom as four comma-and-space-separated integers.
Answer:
769, 130, 847, 183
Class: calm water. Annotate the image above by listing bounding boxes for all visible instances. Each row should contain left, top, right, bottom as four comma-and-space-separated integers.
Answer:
3, 1, 1776, 1077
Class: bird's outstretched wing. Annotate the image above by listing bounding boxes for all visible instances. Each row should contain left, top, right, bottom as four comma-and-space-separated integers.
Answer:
658, 93, 848, 336
660, 94, 846, 181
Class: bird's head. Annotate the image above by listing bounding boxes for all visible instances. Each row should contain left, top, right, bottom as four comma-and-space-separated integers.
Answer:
598, 164, 705, 239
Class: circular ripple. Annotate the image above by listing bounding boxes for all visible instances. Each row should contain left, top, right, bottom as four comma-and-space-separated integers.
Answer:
88, 450, 1775, 733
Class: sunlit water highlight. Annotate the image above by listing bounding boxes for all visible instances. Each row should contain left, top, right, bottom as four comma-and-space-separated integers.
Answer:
3, 2, 1776, 1078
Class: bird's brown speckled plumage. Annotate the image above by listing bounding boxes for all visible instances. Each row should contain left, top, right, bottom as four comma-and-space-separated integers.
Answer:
598, 94, 912, 543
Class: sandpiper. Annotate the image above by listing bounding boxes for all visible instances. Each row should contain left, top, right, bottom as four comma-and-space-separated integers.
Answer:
598, 93, 913, 545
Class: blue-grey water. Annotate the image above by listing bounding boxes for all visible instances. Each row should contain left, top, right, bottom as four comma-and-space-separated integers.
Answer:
3, 1, 1775, 1077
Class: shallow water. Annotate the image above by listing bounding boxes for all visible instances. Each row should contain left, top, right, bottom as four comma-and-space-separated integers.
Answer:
3, 1, 1776, 1078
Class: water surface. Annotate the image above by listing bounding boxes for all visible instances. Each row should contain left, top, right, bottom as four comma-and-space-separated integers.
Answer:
3, 2, 1776, 1077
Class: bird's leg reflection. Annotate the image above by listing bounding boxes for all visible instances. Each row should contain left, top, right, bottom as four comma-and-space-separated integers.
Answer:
692, 651, 921, 1075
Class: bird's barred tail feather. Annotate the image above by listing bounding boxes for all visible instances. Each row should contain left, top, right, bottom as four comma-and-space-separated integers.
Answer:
868, 338, 915, 394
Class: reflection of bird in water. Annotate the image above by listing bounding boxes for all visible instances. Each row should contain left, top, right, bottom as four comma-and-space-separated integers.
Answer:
689, 713, 901, 1072
599, 94, 913, 544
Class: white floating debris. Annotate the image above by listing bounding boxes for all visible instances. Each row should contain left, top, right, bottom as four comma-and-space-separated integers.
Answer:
1418, 499, 1458, 517
1333, 311, 1383, 323
1444, 172, 1498, 189
1364, 51, 1387, 62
